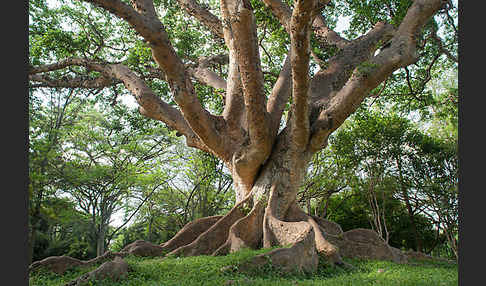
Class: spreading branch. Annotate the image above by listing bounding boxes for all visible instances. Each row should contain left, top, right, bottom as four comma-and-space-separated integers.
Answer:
308, 0, 446, 152
30, 58, 209, 152
29, 74, 117, 89
177, 0, 224, 39
187, 55, 229, 91
80, 0, 229, 159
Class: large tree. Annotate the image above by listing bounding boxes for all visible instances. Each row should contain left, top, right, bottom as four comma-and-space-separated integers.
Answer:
29, 0, 455, 271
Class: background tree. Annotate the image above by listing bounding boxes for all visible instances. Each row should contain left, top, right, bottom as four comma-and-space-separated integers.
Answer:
297, 147, 349, 217
28, 87, 89, 263
314, 107, 457, 257
53, 102, 172, 256
111, 149, 234, 249
30, 196, 97, 261
29, 0, 456, 270
331, 109, 428, 250
409, 133, 458, 258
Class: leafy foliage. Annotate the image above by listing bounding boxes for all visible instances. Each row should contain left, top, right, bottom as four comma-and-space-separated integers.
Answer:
301, 108, 457, 257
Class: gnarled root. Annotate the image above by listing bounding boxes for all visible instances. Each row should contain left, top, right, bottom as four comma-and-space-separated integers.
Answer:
63, 256, 129, 286
161, 215, 222, 253
252, 190, 320, 273
242, 219, 318, 274
167, 195, 253, 257
121, 240, 165, 257
213, 198, 266, 256
326, 228, 408, 263
286, 203, 345, 265
28, 251, 126, 275
29, 240, 167, 275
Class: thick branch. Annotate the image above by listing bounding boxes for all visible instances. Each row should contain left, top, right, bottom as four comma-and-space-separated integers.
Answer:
177, 0, 224, 39
308, 0, 446, 152
81, 0, 229, 159
266, 54, 291, 135
310, 21, 396, 105
222, 48, 246, 132
226, 0, 271, 151
312, 14, 350, 49
187, 55, 228, 90
104, 63, 211, 152
187, 68, 227, 90
261, 0, 292, 31
289, 0, 317, 150
220, 0, 272, 186
29, 74, 117, 89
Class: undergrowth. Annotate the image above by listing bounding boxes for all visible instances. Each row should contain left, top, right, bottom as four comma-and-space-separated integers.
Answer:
29, 248, 458, 286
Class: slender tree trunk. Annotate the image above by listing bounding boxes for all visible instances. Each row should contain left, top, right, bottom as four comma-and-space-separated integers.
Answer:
306, 197, 312, 215
396, 157, 423, 252
148, 216, 154, 242
96, 226, 107, 257
444, 224, 458, 260
28, 159, 49, 264
28, 219, 37, 264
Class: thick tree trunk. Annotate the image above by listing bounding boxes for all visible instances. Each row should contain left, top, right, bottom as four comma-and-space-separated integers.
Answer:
161, 131, 351, 272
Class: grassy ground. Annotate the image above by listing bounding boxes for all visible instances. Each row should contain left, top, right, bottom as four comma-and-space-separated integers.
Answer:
29, 248, 458, 286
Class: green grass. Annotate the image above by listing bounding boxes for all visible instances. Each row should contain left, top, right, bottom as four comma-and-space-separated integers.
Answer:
29, 249, 458, 286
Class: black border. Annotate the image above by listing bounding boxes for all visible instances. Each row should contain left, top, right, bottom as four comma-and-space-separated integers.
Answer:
458, 1, 478, 286
7, 0, 30, 285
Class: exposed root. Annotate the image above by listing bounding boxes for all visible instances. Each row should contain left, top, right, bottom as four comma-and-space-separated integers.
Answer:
286, 203, 344, 265
214, 199, 266, 256
28, 251, 126, 275
30, 189, 411, 280
29, 256, 86, 275
263, 190, 314, 248
29, 240, 165, 275
241, 222, 318, 274
63, 256, 129, 286
324, 228, 408, 263
310, 215, 344, 236
167, 195, 253, 257
121, 240, 165, 257
161, 215, 222, 253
